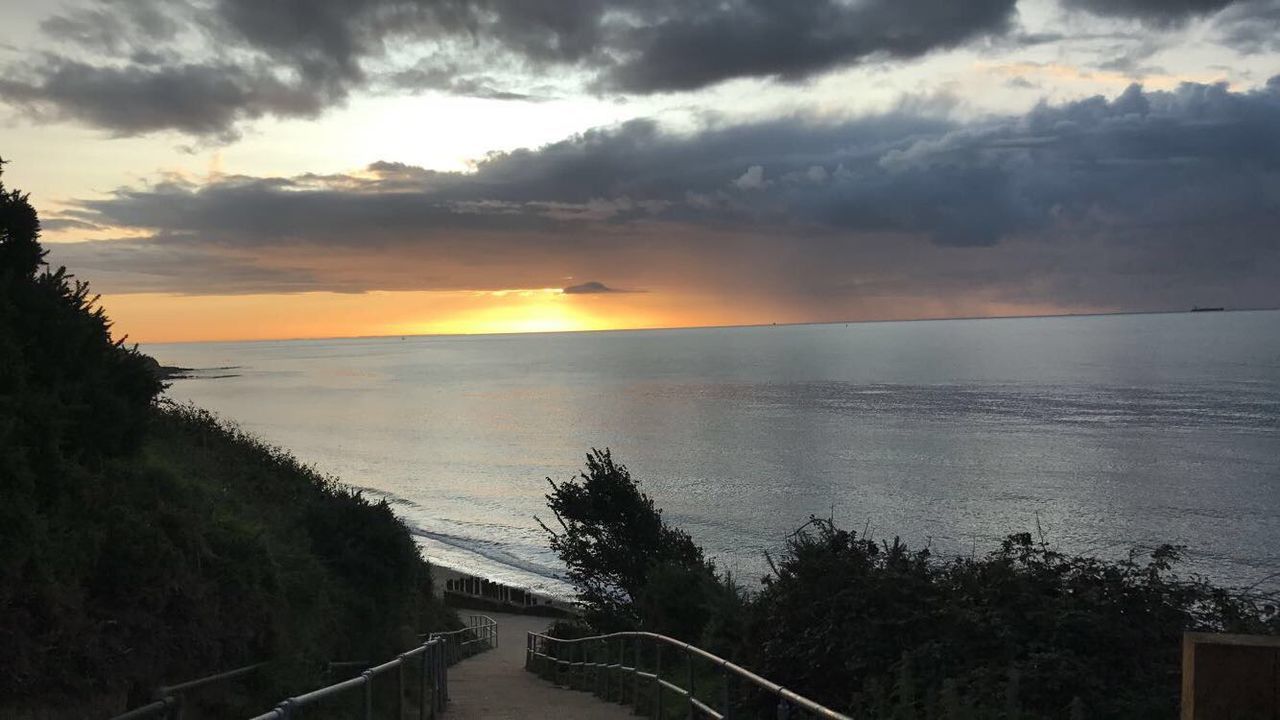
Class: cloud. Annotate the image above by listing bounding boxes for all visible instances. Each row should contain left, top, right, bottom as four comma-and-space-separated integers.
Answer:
1060, 0, 1239, 25
1213, 0, 1280, 53
385, 63, 549, 101
50, 79, 1280, 314
205, 0, 1020, 94
734, 165, 769, 190
0, 59, 334, 139
562, 281, 635, 294
592, 0, 1018, 93
3, 0, 1020, 137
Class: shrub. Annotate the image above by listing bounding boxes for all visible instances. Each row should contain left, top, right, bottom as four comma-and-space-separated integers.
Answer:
0, 163, 454, 716
538, 448, 712, 631
543, 451, 1280, 720
746, 518, 1280, 719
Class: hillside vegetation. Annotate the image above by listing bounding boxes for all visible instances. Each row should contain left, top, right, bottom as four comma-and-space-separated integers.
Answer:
0, 161, 454, 718
543, 449, 1280, 719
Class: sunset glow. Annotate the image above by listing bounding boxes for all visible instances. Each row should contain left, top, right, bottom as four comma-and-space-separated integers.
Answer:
103, 289, 671, 343
3, 0, 1278, 342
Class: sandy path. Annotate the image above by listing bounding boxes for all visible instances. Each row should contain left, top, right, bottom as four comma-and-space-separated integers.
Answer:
444, 612, 637, 719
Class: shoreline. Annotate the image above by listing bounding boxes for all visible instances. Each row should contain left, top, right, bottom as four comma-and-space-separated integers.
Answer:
430, 564, 578, 616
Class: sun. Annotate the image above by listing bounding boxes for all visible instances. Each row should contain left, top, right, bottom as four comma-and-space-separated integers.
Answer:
395, 289, 608, 336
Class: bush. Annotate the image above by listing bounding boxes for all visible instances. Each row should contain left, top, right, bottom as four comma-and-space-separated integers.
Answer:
0, 162, 455, 717
543, 451, 1280, 720
747, 519, 1279, 719
538, 448, 713, 631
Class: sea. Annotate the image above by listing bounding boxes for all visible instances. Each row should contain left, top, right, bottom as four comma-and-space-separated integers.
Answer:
146, 311, 1280, 597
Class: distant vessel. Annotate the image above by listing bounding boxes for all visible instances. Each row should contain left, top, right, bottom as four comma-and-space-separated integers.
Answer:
1191, 306, 1225, 312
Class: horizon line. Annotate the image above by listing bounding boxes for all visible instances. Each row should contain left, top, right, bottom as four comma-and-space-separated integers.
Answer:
137, 305, 1279, 347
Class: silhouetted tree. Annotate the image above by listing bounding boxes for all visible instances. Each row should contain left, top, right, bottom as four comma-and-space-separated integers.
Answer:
0, 161, 452, 716
0, 157, 45, 277
538, 449, 710, 630
542, 451, 1280, 719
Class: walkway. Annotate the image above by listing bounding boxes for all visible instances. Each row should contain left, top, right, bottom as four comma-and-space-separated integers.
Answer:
445, 612, 635, 720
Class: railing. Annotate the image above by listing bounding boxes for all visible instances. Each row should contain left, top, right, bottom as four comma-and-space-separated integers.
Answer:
526, 630, 851, 720
112, 615, 497, 719
247, 614, 496, 720
111, 663, 265, 720
421, 612, 498, 664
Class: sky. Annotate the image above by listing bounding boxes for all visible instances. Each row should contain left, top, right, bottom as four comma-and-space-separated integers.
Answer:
1, 0, 1278, 342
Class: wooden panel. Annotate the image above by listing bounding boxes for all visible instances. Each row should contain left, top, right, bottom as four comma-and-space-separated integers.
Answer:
1182, 633, 1280, 720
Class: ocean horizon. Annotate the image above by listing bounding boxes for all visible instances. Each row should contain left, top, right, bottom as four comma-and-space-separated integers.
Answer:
148, 309, 1280, 598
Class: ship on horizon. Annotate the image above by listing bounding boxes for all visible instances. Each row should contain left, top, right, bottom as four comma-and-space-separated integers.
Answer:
1191, 306, 1225, 312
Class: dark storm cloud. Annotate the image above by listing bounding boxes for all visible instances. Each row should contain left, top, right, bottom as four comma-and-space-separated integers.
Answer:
4, 0, 1018, 137
56, 79, 1280, 311
1061, 0, 1280, 52
69, 78, 1280, 256
39, 0, 180, 54
593, 0, 1018, 93
0, 59, 335, 139
45, 238, 325, 295
1213, 0, 1280, 53
1060, 0, 1238, 25
563, 281, 635, 294
68, 173, 567, 241
203, 0, 1021, 92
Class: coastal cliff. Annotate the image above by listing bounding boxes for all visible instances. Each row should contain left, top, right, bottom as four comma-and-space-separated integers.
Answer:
0, 168, 455, 718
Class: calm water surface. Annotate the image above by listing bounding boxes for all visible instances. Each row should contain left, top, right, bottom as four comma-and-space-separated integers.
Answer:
147, 311, 1280, 596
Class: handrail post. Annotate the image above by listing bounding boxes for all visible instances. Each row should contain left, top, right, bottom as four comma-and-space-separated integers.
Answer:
362, 670, 373, 720
435, 641, 444, 712
442, 641, 450, 703
572, 640, 580, 690
687, 646, 695, 719
419, 644, 428, 720
522, 630, 851, 720
397, 655, 406, 720
655, 642, 663, 720
722, 662, 732, 720
587, 637, 595, 696
431, 641, 438, 708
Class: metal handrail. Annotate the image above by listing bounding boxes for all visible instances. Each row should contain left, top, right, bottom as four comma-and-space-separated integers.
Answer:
111, 662, 265, 720
247, 614, 497, 720
421, 613, 499, 658
526, 629, 852, 720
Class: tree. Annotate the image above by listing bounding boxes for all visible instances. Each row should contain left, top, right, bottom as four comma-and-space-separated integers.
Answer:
0, 157, 45, 278
0, 158, 162, 466
538, 449, 709, 630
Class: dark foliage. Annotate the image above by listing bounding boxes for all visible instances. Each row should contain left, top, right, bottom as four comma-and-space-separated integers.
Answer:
0, 162, 453, 717
546, 451, 1280, 720
747, 519, 1277, 718
537, 449, 712, 632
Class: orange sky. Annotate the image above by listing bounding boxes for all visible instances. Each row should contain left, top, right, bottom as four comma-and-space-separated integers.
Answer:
6, 0, 1278, 346
103, 289, 777, 343
102, 287, 1079, 344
